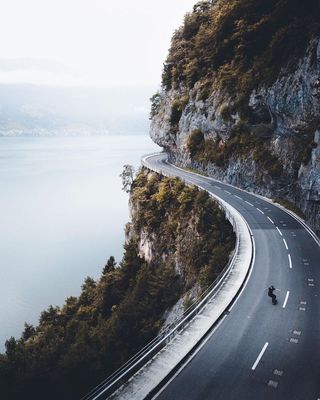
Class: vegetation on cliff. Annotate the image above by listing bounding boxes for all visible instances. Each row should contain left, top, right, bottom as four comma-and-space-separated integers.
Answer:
149, 0, 320, 234
132, 169, 235, 288
0, 169, 235, 400
188, 128, 283, 178
162, 0, 320, 103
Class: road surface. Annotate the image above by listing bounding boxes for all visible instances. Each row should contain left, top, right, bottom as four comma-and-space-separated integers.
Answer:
144, 153, 320, 400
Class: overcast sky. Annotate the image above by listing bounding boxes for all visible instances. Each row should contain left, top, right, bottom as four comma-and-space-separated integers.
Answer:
0, 0, 196, 87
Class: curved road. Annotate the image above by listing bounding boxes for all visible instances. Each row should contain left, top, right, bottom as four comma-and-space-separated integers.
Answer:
144, 153, 320, 400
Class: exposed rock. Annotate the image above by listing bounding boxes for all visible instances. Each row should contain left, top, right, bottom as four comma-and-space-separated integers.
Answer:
150, 34, 320, 234
127, 169, 235, 322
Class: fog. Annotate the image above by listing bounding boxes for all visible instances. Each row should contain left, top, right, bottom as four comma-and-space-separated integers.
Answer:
0, 0, 196, 86
0, 84, 154, 136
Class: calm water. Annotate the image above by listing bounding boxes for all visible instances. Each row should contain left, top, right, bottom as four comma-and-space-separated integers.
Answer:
0, 136, 159, 349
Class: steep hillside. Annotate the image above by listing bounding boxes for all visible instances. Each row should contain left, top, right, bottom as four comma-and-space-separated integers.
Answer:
150, 0, 320, 234
0, 169, 235, 400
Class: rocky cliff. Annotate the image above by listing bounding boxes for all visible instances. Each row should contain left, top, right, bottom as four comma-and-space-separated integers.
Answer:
0, 167, 235, 400
127, 168, 235, 324
150, 0, 320, 234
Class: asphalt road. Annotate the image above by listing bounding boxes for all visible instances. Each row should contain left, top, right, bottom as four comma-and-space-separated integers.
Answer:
144, 153, 320, 400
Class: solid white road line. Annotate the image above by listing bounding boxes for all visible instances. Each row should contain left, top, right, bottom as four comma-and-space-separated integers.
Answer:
256, 208, 265, 214
267, 217, 274, 224
283, 291, 290, 309
234, 195, 242, 200
288, 254, 292, 269
276, 227, 283, 236
252, 342, 269, 371
283, 239, 289, 250
245, 201, 254, 206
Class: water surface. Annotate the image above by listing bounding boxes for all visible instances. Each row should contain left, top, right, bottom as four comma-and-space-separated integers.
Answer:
0, 135, 159, 349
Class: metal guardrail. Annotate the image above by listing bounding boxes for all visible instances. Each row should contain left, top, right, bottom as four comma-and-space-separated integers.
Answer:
80, 155, 241, 400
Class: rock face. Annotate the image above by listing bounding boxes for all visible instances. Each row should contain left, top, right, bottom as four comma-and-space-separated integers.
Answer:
150, 2, 320, 235
127, 169, 236, 325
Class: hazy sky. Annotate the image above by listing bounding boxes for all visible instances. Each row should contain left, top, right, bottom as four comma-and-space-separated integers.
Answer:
0, 0, 196, 87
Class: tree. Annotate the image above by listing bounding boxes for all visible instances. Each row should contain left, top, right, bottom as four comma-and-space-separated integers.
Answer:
103, 256, 117, 274
120, 165, 135, 193
5, 337, 17, 359
22, 323, 36, 341
150, 92, 161, 119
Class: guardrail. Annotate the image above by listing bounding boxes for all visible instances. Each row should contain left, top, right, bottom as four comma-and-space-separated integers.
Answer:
81, 154, 241, 400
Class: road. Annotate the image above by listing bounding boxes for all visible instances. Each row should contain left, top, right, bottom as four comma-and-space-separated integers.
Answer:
144, 153, 320, 400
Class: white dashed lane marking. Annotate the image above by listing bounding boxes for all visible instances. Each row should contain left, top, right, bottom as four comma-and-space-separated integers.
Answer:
257, 208, 265, 214
288, 254, 292, 269
283, 291, 290, 309
276, 227, 283, 236
267, 217, 274, 224
224, 190, 231, 194
245, 201, 254, 206
283, 239, 289, 250
234, 195, 242, 200
252, 342, 269, 371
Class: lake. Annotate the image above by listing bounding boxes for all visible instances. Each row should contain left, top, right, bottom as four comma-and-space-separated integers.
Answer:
0, 135, 159, 350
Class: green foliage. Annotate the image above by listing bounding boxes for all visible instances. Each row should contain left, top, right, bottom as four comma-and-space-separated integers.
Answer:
197, 81, 212, 101
252, 142, 283, 179
220, 104, 233, 122
132, 169, 235, 288
162, 0, 320, 101
187, 125, 283, 178
150, 92, 161, 119
169, 95, 189, 132
103, 256, 116, 274
22, 323, 36, 341
0, 168, 235, 400
187, 129, 205, 157
0, 243, 181, 399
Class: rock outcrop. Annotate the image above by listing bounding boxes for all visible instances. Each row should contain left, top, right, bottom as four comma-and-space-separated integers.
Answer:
150, 0, 320, 234
127, 168, 235, 324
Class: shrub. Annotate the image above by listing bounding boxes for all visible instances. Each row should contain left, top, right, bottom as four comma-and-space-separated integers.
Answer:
150, 92, 161, 119
220, 103, 233, 122
187, 129, 205, 157
170, 96, 189, 125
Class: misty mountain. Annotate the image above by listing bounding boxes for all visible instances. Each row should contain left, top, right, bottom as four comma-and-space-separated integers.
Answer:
0, 84, 154, 136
